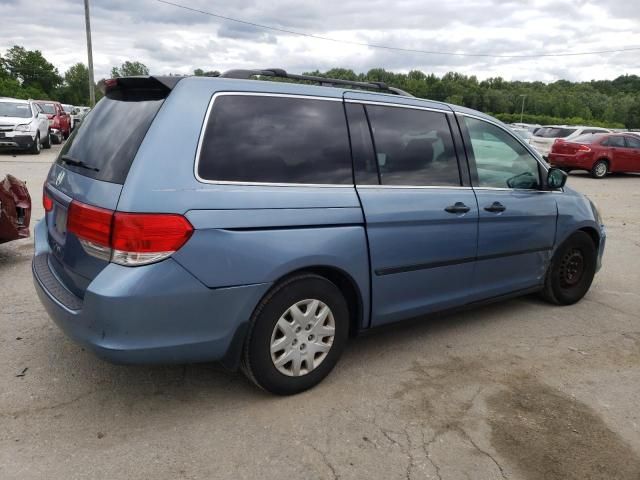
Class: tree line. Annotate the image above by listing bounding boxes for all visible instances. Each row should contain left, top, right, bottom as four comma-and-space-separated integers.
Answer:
1, 45, 638, 127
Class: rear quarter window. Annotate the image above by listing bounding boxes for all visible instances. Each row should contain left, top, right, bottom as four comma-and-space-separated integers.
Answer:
197, 94, 352, 185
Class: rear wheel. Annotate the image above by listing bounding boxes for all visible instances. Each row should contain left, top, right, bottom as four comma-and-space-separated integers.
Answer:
542, 231, 597, 305
591, 160, 608, 179
29, 133, 41, 155
242, 274, 349, 395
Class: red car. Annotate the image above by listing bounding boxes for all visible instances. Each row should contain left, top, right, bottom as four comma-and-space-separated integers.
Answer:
34, 100, 71, 144
0, 175, 31, 244
549, 133, 640, 178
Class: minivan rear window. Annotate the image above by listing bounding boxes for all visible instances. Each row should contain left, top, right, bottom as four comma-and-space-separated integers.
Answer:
197, 95, 352, 185
56, 90, 164, 184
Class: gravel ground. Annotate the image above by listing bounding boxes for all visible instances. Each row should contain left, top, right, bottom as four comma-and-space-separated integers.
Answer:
1, 146, 639, 480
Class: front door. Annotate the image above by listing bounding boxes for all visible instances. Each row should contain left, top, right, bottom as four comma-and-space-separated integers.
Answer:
459, 114, 558, 299
344, 95, 479, 327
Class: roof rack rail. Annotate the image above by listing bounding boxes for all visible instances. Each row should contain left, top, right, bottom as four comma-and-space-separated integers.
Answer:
219, 68, 414, 97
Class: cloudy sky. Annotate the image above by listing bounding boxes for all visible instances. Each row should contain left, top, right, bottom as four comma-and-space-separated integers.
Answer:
1, 0, 639, 82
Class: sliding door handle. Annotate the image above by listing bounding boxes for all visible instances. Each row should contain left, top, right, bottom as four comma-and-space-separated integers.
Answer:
445, 202, 471, 214
484, 201, 506, 213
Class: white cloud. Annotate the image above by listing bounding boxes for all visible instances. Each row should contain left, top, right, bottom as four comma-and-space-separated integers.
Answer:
0, 0, 638, 82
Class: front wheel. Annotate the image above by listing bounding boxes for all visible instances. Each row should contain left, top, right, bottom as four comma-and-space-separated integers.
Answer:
542, 231, 597, 305
43, 130, 51, 149
242, 274, 349, 395
28, 133, 41, 155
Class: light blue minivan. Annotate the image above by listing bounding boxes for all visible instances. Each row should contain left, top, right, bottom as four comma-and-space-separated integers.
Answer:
33, 69, 605, 394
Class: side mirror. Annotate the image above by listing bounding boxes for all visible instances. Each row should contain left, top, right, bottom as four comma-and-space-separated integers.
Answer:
547, 167, 567, 189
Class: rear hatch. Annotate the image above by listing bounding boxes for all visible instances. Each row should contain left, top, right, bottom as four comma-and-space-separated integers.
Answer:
43, 77, 174, 298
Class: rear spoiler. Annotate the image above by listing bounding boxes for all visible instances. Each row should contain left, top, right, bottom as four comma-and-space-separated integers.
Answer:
98, 76, 185, 97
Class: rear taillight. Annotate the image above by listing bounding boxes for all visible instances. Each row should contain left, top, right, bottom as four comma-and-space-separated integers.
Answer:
68, 201, 112, 246
66, 200, 193, 266
111, 213, 193, 266
43, 189, 53, 212
577, 144, 591, 152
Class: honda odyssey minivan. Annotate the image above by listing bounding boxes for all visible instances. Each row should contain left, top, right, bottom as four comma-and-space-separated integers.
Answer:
33, 70, 606, 395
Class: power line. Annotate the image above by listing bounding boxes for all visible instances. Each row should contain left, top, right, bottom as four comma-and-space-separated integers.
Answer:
155, 0, 640, 59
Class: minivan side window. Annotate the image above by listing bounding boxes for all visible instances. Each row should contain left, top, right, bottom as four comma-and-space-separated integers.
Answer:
365, 105, 461, 186
463, 116, 540, 189
198, 95, 352, 185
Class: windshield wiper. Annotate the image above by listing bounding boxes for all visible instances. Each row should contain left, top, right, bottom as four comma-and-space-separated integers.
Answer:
60, 155, 100, 172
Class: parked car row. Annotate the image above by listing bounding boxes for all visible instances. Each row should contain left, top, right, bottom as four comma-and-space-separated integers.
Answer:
529, 126, 612, 157
0, 97, 90, 154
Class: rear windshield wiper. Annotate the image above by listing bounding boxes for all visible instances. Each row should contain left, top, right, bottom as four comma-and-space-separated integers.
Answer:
60, 155, 100, 172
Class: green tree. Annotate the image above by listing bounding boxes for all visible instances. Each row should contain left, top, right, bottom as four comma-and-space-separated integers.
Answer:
626, 98, 640, 129
193, 68, 220, 77
111, 61, 150, 78
3, 45, 62, 97
59, 63, 91, 105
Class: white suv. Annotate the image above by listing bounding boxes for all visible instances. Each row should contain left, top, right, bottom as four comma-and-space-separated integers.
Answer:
530, 125, 611, 158
0, 98, 51, 154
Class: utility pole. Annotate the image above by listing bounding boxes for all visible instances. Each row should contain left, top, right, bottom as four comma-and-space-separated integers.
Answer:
519, 94, 527, 123
84, 0, 95, 107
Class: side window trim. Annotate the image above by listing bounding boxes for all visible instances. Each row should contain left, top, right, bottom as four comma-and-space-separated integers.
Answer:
457, 112, 548, 191
194, 91, 352, 188
447, 112, 472, 187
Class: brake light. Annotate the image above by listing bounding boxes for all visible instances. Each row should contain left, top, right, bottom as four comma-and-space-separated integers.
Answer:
43, 189, 53, 212
66, 200, 193, 266
111, 213, 193, 266
577, 144, 591, 152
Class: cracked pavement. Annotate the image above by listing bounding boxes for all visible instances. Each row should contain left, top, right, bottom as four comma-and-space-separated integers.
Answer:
1, 147, 640, 479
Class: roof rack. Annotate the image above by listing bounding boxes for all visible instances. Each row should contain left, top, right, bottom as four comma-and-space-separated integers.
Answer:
219, 68, 414, 97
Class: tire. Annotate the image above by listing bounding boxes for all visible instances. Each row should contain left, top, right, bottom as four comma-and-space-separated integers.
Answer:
591, 159, 608, 179
242, 273, 349, 395
51, 132, 61, 145
43, 130, 51, 149
542, 231, 597, 305
29, 133, 41, 155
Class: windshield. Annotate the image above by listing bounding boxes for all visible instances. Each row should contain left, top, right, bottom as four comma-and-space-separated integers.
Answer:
39, 103, 56, 115
63, 105, 73, 113
0, 102, 32, 118
534, 127, 576, 138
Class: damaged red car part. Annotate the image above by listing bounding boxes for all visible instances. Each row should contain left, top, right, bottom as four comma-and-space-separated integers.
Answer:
0, 175, 31, 244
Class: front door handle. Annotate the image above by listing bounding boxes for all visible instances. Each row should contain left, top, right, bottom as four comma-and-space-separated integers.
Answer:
445, 202, 471, 214
484, 201, 506, 213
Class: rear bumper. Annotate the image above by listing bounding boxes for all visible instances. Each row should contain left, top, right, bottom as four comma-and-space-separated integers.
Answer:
548, 153, 593, 169
32, 220, 270, 366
